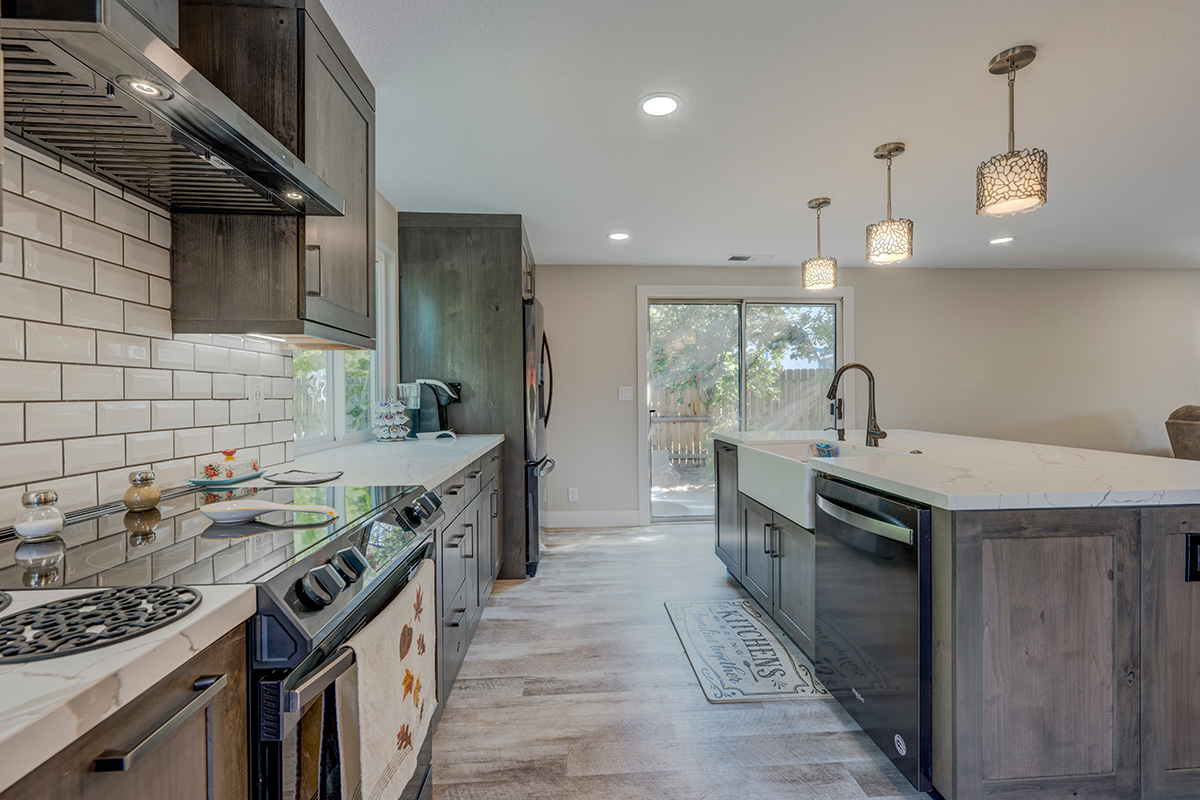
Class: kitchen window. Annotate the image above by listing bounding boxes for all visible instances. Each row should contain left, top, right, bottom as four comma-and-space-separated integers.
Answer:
294, 248, 398, 453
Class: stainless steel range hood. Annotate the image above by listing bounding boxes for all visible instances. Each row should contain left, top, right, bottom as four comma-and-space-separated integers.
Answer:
1, 0, 345, 215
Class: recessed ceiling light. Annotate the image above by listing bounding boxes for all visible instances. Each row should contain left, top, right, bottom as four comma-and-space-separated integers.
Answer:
608, 232, 630, 241
989, 236, 1016, 244
116, 75, 173, 100
639, 93, 681, 116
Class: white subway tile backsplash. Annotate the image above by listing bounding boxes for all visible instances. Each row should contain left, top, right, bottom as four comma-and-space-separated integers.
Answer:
0, 361, 59, 401
210, 335, 243, 349
123, 237, 169, 278
150, 458, 193, 490
23, 159, 94, 219
124, 368, 173, 399
97, 331, 150, 367
0, 404, 23, 444
229, 348, 259, 375
0, 274, 61, 322
63, 365, 123, 400
271, 377, 293, 399
244, 422, 273, 447
2, 154, 20, 194
149, 277, 170, 309
271, 421, 294, 442
98, 465, 143, 504
95, 261, 149, 303
283, 357, 293, 378
27, 402, 96, 440
126, 431, 173, 464
1, 192, 61, 245
37, 474, 98, 513
63, 290, 124, 332
121, 190, 167, 216
173, 371, 211, 399
229, 399, 258, 424
173, 333, 211, 345
124, 303, 172, 339
195, 400, 228, 427
285, 441, 294, 462
64, 435, 125, 475
0, 441, 62, 484
150, 339, 193, 370
97, 401, 150, 435
260, 442, 286, 467
24, 241, 93, 292
0, 318, 24, 359
25, 322, 96, 364
94, 192, 148, 238
259, 353, 286, 377
261, 399, 285, 421
60, 162, 120, 196
212, 373, 244, 399
211, 424, 244, 451
5, 139, 57, 168
174, 427, 212, 458
152, 401, 194, 430
194, 345, 230, 373
63, 214, 122, 262
1, 234, 21, 277
148, 215, 171, 248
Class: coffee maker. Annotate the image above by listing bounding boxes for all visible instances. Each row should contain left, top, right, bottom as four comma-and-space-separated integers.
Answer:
415, 379, 461, 439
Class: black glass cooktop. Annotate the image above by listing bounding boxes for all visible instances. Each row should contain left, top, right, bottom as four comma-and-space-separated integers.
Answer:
0, 485, 420, 590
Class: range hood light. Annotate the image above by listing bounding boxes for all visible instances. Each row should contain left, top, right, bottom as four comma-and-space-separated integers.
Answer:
285, 191, 304, 201
116, 75, 173, 101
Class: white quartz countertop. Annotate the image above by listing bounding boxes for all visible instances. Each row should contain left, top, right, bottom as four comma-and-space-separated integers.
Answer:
713, 429, 1200, 511
252, 434, 506, 491
0, 584, 256, 793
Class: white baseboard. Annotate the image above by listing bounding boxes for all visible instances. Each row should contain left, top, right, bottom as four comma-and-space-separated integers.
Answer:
543, 509, 641, 529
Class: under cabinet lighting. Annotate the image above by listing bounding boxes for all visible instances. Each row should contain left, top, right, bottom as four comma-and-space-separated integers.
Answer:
639, 94, 681, 116
989, 236, 1016, 245
607, 232, 630, 241
247, 333, 287, 343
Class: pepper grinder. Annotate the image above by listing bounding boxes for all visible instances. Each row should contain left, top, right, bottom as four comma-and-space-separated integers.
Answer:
124, 470, 161, 511
13, 490, 65, 541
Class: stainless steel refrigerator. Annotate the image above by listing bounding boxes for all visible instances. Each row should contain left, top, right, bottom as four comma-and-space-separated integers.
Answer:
524, 299, 554, 576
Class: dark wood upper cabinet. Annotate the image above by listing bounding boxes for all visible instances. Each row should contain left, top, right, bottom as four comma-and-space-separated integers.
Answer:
171, 0, 377, 349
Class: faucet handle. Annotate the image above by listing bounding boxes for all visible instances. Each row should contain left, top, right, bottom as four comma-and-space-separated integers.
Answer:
822, 426, 846, 442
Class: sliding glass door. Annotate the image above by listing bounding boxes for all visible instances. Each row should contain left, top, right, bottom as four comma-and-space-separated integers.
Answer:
647, 300, 837, 520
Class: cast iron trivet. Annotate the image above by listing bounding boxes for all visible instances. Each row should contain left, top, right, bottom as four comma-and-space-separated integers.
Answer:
0, 590, 10, 615
0, 586, 202, 664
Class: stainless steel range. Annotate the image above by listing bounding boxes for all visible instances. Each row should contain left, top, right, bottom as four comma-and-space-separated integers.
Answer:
0, 482, 444, 800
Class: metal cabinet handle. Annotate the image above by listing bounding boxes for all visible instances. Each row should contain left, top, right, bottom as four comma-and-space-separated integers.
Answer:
763, 522, 772, 554
447, 531, 467, 548
463, 523, 474, 558
283, 648, 355, 713
467, 470, 482, 479
445, 484, 464, 496
490, 490, 499, 518
816, 496, 913, 545
94, 674, 228, 772
771, 525, 781, 558
449, 608, 467, 627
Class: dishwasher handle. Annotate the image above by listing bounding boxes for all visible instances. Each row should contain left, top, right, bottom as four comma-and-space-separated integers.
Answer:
817, 495, 913, 545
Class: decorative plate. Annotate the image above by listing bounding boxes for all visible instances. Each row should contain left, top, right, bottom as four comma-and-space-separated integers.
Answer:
189, 469, 266, 487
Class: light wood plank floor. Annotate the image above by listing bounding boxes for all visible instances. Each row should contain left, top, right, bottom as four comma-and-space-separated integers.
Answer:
432, 523, 928, 799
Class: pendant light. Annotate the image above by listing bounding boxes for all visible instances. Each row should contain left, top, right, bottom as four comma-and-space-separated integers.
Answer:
865, 142, 913, 265
802, 198, 836, 291
977, 45, 1047, 216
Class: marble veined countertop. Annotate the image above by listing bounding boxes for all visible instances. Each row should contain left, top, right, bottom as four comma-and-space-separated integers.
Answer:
713, 429, 1200, 510
0, 584, 256, 793
253, 434, 506, 490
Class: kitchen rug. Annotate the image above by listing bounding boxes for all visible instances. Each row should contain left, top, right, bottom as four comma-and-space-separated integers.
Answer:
664, 599, 827, 703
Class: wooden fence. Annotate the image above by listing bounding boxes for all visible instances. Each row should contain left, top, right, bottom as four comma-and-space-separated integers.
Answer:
650, 368, 832, 465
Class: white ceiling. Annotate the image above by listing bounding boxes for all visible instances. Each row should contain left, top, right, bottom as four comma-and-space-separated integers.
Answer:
325, 0, 1200, 269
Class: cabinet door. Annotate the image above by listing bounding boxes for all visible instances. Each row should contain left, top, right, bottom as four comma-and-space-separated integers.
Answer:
714, 442, 741, 579
1, 625, 247, 800
1141, 507, 1200, 799
740, 493, 774, 609
462, 496, 482, 635
773, 514, 815, 657
479, 476, 501, 601
490, 476, 503, 581
301, 12, 375, 339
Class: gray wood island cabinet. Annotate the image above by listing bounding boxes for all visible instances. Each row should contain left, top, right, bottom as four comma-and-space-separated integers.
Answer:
715, 431, 1200, 800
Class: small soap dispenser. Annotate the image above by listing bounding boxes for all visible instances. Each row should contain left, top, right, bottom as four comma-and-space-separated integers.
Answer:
13, 490, 65, 541
124, 470, 161, 511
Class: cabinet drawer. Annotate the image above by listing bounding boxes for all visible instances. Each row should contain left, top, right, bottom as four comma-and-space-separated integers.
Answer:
438, 512, 469, 617
438, 579, 470, 703
482, 446, 502, 484
463, 458, 484, 500
438, 469, 469, 523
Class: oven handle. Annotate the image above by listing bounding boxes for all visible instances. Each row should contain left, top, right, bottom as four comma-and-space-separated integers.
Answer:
283, 648, 356, 713
816, 495, 912, 545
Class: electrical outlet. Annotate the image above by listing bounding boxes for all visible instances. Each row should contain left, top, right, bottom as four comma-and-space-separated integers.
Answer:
618, 386, 633, 402
568, 487, 579, 502
248, 378, 267, 414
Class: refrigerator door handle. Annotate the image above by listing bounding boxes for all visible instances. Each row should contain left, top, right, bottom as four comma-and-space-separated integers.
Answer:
538, 457, 556, 477
541, 332, 553, 425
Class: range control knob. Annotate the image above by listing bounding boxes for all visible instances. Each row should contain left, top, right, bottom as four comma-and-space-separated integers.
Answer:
295, 564, 346, 610
330, 546, 370, 583
418, 491, 442, 515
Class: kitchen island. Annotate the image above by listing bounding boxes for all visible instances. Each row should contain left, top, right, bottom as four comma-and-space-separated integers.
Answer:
715, 429, 1200, 800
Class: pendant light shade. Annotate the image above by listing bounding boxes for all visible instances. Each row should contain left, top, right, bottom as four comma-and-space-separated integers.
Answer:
865, 143, 913, 265
801, 198, 836, 291
977, 45, 1047, 217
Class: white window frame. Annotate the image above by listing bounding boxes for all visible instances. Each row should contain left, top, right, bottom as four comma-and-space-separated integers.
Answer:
635, 284, 856, 526
293, 246, 399, 455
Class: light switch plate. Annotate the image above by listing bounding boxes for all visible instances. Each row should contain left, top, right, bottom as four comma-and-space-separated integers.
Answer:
618, 386, 633, 402
248, 378, 266, 414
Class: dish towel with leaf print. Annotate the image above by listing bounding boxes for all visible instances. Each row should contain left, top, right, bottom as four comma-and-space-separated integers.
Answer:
345, 558, 436, 800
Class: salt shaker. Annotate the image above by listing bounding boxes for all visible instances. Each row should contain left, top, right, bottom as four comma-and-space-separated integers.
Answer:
124, 470, 161, 511
13, 490, 65, 541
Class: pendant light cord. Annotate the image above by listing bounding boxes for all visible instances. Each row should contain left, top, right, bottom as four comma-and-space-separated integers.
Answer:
815, 204, 822, 258
885, 155, 893, 220
1008, 66, 1016, 153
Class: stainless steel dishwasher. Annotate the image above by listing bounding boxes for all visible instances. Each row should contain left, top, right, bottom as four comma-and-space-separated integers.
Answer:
814, 475, 932, 794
